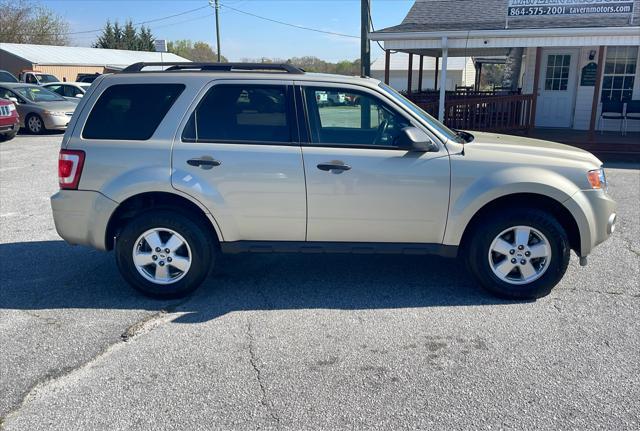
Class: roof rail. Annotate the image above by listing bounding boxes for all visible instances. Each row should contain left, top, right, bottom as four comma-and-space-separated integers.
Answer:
121, 62, 305, 74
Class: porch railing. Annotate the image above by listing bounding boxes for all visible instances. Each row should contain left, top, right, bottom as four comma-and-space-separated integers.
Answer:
414, 94, 535, 131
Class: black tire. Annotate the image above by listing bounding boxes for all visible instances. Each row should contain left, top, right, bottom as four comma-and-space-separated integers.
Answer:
0, 130, 17, 142
465, 208, 570, 300
115, 210, 215, 299
26, 114, 45, 134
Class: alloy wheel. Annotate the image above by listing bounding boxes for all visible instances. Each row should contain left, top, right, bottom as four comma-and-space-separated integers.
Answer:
132, 228, 192, 285
487, 225, 551, 285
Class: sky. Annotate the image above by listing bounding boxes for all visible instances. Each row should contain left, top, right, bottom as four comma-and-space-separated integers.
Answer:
40, 0, 415, 62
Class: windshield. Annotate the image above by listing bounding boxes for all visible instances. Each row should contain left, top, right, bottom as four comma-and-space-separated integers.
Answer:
37, 74, 60, 84
378, 82, 463, 143
14, 86, 66, 102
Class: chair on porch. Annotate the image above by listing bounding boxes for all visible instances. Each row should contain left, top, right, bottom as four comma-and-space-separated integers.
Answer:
598, 101, 625, 135
624, 100, 640, 135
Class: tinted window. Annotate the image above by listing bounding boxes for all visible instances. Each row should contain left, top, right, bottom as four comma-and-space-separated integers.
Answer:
0, 71, 18, 83
46, 84, 64, 95
304, 87, 410, 148
182, 84, 292, 143
83, 84, 184, 140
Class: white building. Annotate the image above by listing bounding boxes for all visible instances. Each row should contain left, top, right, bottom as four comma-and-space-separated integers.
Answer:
371, 52, 476, 92
371, 0, 640, 138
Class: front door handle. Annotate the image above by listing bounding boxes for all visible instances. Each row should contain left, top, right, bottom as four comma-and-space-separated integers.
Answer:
317, 163, 351, 172
187, 158, 221, 169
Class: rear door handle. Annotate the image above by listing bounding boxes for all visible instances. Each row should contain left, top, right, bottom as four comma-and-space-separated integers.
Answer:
317, 163, 351, 172
187, 158, 221, 169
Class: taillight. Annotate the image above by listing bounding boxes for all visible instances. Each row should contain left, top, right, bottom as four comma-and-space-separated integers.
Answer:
58, 150, 85, 190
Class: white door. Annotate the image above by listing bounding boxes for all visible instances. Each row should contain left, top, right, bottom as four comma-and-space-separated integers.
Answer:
536, 49, 579, 128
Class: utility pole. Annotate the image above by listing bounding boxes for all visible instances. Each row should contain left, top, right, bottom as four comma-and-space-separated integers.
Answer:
209, 0, 222, 62
360, 0, 371, 77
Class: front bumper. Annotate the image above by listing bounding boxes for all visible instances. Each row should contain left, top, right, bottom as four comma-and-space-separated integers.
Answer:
51, 190, 118, 251
0, 121, 18, 135
43, 114, 71, 130
565, 189, 617, 257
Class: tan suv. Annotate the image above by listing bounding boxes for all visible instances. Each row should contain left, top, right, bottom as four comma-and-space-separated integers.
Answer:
50, 62, 617, 299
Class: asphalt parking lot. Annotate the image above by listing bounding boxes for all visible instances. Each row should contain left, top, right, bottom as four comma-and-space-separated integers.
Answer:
1, 133, 639, 430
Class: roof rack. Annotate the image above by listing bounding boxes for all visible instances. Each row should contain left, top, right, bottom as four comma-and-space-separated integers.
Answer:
121, 62, 305, 74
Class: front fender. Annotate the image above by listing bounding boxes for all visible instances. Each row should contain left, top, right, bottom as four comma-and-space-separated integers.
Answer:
443, 167, 591, 251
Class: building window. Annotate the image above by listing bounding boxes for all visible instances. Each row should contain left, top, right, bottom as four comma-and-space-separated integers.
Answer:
601, 46, 637, 103
544, 55, 570, 91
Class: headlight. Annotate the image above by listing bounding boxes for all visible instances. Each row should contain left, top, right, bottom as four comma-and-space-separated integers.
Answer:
7, 104, 16, 113
43, 110, 67, 117
587, 168, 607, 191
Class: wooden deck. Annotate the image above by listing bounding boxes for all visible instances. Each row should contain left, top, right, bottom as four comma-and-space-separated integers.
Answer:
509, 129, 640, 162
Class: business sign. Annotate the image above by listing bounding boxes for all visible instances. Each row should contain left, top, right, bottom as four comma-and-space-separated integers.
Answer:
154, 39, 167, 53
508, 0, 634, 17
580, 62, 598, 86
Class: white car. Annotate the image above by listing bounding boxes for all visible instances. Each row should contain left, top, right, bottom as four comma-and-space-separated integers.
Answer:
43, 82, 91, 102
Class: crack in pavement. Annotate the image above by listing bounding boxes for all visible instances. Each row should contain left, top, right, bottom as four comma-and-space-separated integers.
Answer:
246, 318, 281, 427
0, 301, 188, 429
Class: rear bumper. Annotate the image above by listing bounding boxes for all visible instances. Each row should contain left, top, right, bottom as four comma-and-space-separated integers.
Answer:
50, 190, 118, 251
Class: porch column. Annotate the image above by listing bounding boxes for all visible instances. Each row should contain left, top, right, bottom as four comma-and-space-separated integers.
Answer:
475, 62, 483, 91
418, 55, 424, 92
438, 38, 448, 122
384, 49, 391, 84
529, 47, 543, 130
589, 46, 606, 140
407, 53, 414, 94
434, 56, 439, 90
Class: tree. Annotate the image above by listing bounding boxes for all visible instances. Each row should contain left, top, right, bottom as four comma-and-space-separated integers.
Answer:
93, 21, 154, 51
0, 0, 70, 45
167, 40, 226, 62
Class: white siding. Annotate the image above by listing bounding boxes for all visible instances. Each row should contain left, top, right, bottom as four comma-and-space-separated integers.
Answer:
371, 70, 463, 92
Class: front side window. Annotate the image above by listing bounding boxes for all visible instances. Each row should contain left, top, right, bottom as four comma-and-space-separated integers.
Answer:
304, 87, 410, 148
46, 85, 63, 95
83, 84, 184, 140
602, 46, 637, 102
182, 84, 292, 144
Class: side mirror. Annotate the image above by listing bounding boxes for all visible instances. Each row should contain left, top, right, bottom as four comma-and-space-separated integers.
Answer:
397, 126, 438, 152
8, 97, 19, 104
75, 93, 84, 98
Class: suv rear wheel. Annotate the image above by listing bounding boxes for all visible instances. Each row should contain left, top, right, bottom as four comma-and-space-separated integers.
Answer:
115, 211, 214, 298
465, 209, 570, 299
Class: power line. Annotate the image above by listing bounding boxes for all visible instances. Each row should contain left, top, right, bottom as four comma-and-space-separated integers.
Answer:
1, 5, 210, 37
219, 2, 359, 39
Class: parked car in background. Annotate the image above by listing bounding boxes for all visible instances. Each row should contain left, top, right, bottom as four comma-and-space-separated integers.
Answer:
18, 70, 60, 85
0, 98, 19, 141
0, 70, 19, 83
43, 82, 91, 102
50, 62, 616, 300
76, 73, 101, 83
0, 83, 77, 134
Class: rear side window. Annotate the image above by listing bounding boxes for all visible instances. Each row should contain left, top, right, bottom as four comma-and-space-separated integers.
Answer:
182, 84, 293, 144
83, 84, 184, 140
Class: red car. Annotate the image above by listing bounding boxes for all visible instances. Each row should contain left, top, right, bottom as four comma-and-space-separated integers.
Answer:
0, 98, 19, 141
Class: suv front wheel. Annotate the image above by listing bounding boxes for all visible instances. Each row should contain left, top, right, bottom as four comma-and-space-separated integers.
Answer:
115, 211, 214, 298
465, 209, 570, 299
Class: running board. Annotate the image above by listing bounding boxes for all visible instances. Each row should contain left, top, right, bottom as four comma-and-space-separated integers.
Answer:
220, 241, 458, 258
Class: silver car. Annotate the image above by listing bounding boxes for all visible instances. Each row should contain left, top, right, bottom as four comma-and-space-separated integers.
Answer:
0, 83, 77, 134
50, 62, 617, 300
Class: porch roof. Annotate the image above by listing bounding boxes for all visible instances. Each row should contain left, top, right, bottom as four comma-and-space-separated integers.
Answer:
369, 26, 640, 57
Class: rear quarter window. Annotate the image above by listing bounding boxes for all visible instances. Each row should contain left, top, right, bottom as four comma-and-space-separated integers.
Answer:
82, 84, 184, 140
